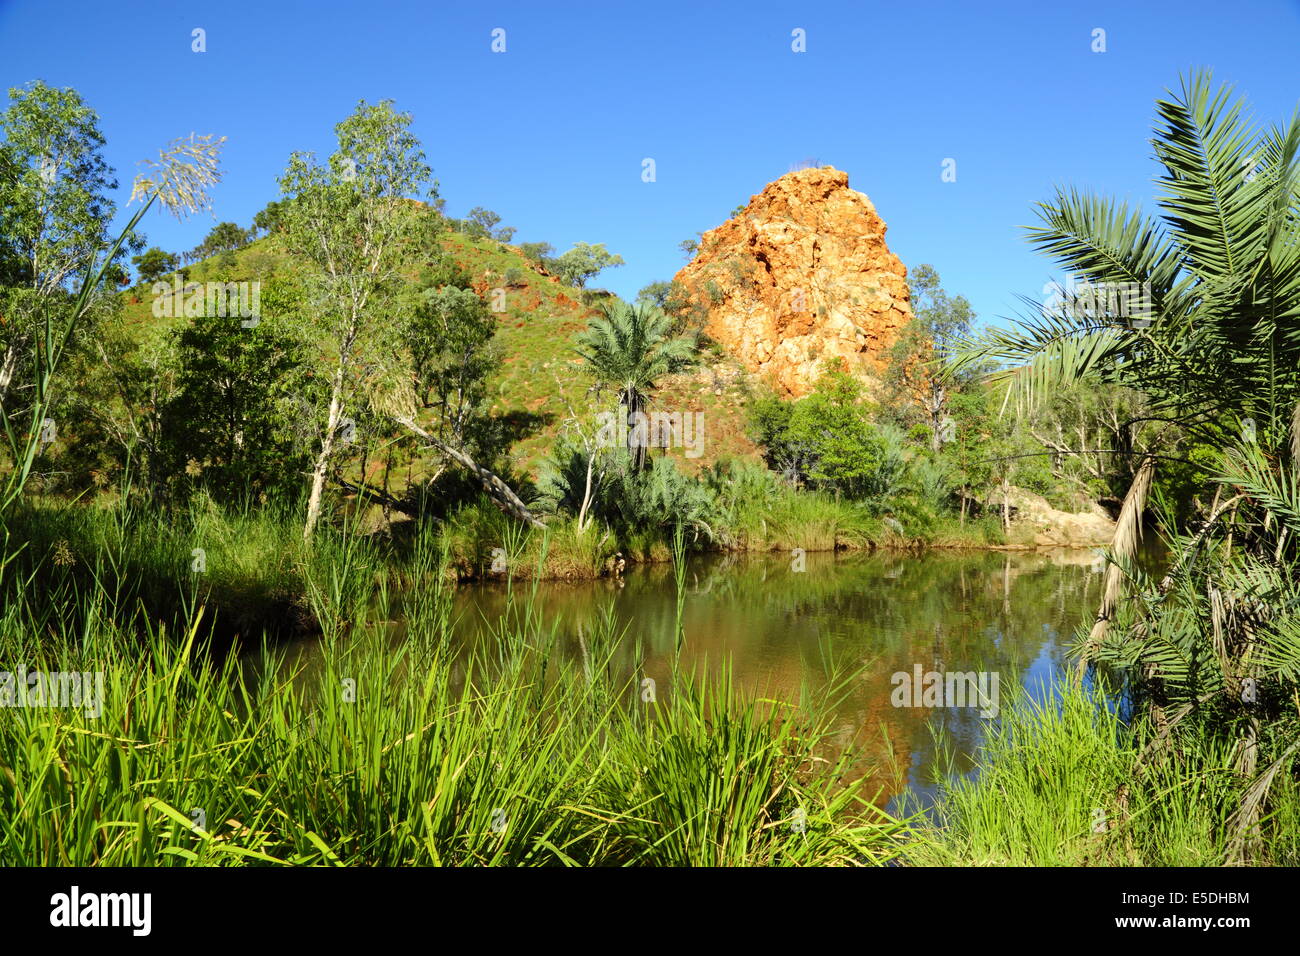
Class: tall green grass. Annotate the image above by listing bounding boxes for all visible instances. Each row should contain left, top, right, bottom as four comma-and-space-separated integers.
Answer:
12, 493, 1291, 866
441, 499, 616, 581
906, 680, 1300, 866
0, 516, 913, 866
6, 492, 305, 647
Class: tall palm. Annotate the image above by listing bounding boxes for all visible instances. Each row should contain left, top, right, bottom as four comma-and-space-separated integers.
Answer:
573, 301, 698, 470
950, 71, 1300, 861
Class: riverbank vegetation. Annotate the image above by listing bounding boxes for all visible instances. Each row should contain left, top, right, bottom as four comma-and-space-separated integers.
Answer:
1, 70, 1296, 866
946, 70, 1300, 865
1, 527, 916, 866
1, 82, 1144, 587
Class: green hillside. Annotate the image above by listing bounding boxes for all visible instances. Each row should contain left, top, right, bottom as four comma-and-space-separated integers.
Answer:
118, 223, 762, 483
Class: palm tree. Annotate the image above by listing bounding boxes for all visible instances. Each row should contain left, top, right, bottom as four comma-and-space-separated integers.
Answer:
950, 71, 1300, 862
573, 301, 699, 471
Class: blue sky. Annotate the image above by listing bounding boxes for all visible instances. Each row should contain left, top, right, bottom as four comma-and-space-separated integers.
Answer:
2, 0, 1298, 327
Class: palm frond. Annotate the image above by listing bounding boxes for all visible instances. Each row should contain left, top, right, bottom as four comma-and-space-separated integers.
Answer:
946, 297, 1126, 413
1153, 72, 1259, 281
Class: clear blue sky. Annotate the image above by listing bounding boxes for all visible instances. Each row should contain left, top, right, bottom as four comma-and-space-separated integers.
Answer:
2, 0, 1298, 327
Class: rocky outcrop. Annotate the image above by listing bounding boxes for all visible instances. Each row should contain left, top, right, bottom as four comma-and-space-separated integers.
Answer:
672, 166, 913, 397
991, 487, 1117, 548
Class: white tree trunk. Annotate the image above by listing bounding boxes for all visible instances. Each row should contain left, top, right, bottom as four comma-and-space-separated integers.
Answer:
303, 370, 345, 541
577, 451, 596, 532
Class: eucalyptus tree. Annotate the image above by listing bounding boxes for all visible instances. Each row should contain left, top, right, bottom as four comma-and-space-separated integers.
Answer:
388, 281, 545, 528
280, 103, 542, 533
554, 242, 624, 289
950, 72, 1300, 861
573, 301, 698, 472
131, 246, 178, 285
278, 99, 435, 540
883, 263, 976, 450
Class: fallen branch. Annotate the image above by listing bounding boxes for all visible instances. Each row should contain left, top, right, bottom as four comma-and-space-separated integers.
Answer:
393, 415, 544, 528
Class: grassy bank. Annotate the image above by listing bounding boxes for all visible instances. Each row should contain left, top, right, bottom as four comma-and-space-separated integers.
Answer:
4, 498, 1295, 866
0, 533, 913, 866
907, 681, 1300, 866
8, 491, 1031, 615
447, 491, 1026, 582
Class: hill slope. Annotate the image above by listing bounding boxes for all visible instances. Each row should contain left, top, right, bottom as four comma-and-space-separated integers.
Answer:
117, 224, 763, 482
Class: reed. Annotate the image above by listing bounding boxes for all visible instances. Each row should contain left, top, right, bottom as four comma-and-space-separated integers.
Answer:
0, 526, 912, 866
906, 679, 1300, 866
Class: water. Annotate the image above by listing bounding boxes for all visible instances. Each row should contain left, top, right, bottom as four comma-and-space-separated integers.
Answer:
445, 547, 1112, 813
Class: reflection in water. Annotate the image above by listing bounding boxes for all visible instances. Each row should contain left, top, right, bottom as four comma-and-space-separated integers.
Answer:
446, 548, 1109, 812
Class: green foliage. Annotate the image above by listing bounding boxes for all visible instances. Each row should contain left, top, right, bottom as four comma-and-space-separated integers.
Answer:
418, 251, 473, 291
573, 301, 699, 470
159, 315, 311, 504
403, 284, 500, 451
251, 199, 286, 236
953, 73, 1300, 447
463, 206, 499, 237
753, 361, 896, 501
881, 264, 978, 439
518, 241, 554, 267
534, 435, 603, 519
951, 71, 1300, 855
131, 246, 178, 285
908, 680, 1298, 865
0, 79, 137, 291
553, 241, 625, 288
462, 207, 515, 243
747, 391, 805, 483
1150, 440, 1218, 526
635, 280, 672, 309
0, 84, 225, 524
593, 456, 716, 541
198, 221, 251, 257
0, 573, 910, 865
276, 97, 435, 536
574, 301, 698, 400
908, 265, 976, 365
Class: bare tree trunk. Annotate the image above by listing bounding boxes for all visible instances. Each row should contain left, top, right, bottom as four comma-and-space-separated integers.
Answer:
577, 450, 596, 532
626, 388, 648, 471
0, 335, 30, 408
927, 382, 945, 453
303, 368, 345, 541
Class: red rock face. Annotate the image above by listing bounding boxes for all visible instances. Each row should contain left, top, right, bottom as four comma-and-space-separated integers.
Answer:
673, 166, 913, 398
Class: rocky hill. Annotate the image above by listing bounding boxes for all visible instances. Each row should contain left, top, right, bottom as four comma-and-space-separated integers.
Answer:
116, 168, 922, 487
674, 166, 914, 397
116, 228, 762, 481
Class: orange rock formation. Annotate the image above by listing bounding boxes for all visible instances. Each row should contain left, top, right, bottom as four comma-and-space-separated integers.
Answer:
673, 166, 914, 397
